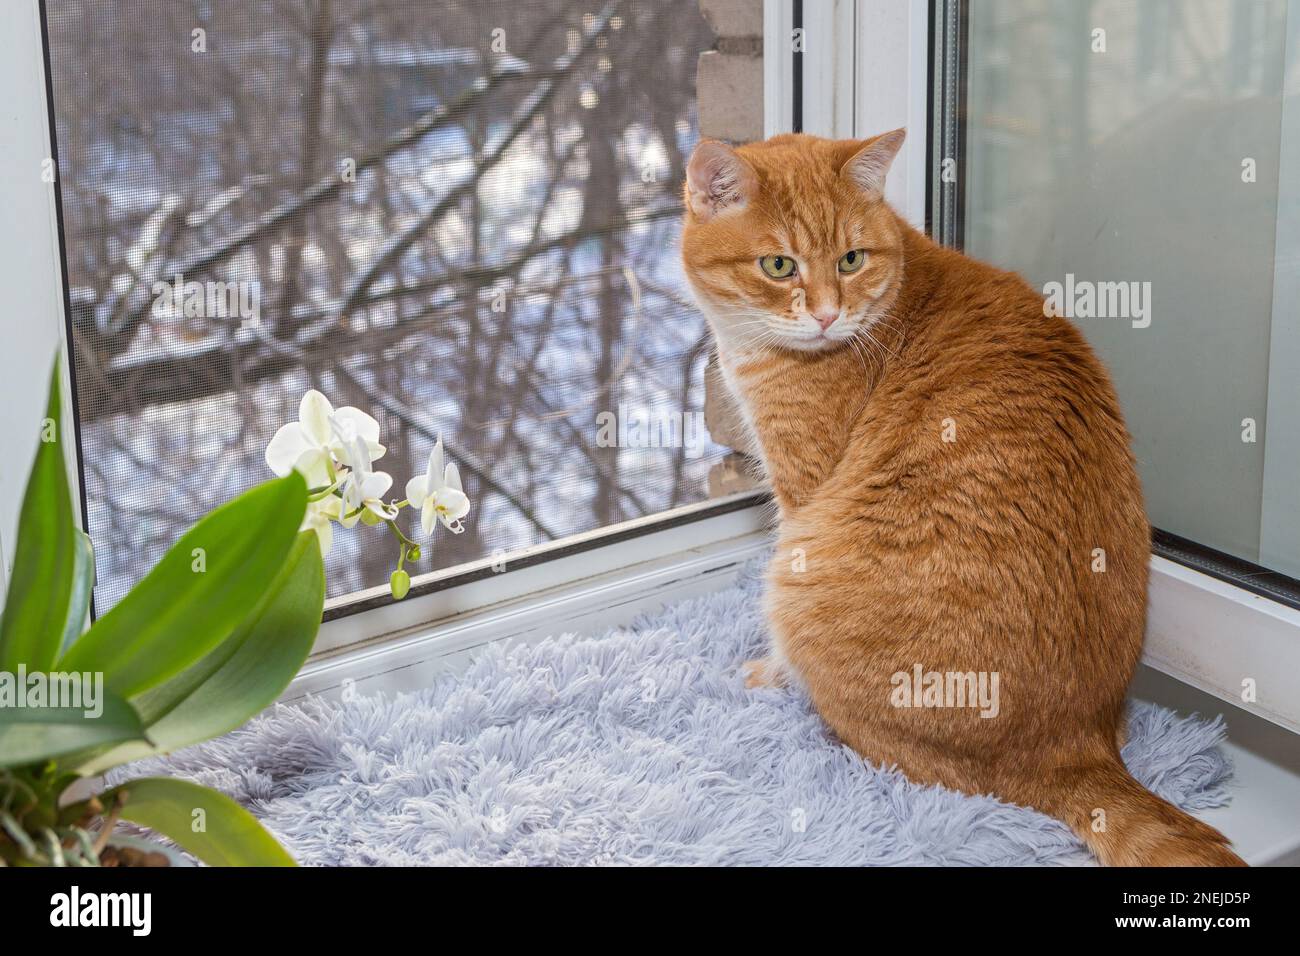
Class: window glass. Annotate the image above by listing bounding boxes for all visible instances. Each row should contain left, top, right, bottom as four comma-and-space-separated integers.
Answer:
960, 0, 1300, 577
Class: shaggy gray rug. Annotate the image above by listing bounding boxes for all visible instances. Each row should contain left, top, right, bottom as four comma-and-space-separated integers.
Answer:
112, 560, 1234, 865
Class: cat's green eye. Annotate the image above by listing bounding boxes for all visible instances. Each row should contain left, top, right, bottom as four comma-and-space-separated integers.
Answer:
759, 255, 797, 279
838, 249, 867, 274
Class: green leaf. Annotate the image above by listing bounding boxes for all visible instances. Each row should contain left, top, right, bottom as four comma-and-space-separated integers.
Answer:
104, 776, 296, 867
60, 530, 95, 657
0, 360, 91, 673
59, 473, 308, 698
76, 532, 325, 776
0, 687, 145, 768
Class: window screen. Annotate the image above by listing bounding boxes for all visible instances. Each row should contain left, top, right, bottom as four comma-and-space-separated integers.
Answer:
43, 1, 731, 609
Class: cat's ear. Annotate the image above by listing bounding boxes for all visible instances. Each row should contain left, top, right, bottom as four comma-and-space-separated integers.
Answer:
839, 128, 906, 198
685, 140, 757, 221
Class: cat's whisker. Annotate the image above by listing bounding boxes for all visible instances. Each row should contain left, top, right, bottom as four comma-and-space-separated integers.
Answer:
853, 333, 885, 367
847, 335, 871, 382
856, 324, 899, 360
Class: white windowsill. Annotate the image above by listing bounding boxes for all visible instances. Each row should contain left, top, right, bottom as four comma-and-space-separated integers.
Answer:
284, 519, 1300, 866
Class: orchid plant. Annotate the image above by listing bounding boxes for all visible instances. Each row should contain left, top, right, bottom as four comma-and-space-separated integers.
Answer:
264, 390, 470, 599
1, 371, 465, 867
2, 360, 324, 867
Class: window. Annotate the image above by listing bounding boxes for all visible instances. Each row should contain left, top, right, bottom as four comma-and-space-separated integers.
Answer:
11, 1, 1295, 728
934, 0, 1300, 602
38, 0, 772, 616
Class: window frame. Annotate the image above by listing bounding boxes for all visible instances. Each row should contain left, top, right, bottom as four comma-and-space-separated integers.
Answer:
6, 0, 1297, 736
0, 0, 84, 597
1259, 6, 1300, 576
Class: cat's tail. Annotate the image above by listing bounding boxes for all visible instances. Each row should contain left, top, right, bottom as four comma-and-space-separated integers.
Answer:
1033, 759, 1245, 867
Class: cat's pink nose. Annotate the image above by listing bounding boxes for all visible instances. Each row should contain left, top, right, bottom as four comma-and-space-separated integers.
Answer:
813, 310, 839, 331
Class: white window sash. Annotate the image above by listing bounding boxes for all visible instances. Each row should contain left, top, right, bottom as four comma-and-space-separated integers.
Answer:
799, 0, 928, 227
763, 0, 797, 138
1258, 4, 1300, 578
315, 496, 768, 655
0, 1, 80, 594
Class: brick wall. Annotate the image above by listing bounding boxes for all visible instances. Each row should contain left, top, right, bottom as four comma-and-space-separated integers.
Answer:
696, 1, 764, 494
696, 0, 765, 143
696, 0, 766, 493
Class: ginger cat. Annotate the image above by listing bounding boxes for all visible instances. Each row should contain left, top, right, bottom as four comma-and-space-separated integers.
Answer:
681, 130, 1244, 867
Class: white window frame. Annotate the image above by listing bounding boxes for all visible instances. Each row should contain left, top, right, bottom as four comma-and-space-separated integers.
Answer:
799, 0, 928, 229
4, 0, 1298, 737
762, 0, 796, 138
1259, 4, 1300, 578
313, 498, 768, 656
0, 1, 81, 598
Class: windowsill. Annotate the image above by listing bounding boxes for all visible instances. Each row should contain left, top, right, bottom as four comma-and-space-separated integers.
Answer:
285, 522, 1300, 866
310, 491, 770, 655
1129, 666, 1300, 866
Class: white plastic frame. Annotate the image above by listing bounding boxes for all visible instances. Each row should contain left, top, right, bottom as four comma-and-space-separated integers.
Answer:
0, 1, 80, 596
796, 0, 929, 226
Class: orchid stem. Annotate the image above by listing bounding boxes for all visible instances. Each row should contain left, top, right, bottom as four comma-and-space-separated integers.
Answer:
308, 483, 340, 502
385, 519, 417, 549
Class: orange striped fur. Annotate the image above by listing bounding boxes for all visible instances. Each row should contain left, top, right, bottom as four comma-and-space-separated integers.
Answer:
681, 131, 1243, 866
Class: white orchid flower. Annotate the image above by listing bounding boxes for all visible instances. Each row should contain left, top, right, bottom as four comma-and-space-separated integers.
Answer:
337, 433, 397, 528
264, 390, 476, 602
265, 389, 385, 487
301, 494, 342, 556
405, 438, 470, 535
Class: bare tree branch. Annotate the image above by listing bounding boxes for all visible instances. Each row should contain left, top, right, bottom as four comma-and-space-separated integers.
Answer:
79, 205, 680, 422
333, 2, 623, 323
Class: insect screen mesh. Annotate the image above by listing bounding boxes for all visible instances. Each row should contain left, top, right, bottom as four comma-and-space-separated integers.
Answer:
44, 1, 728, 607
